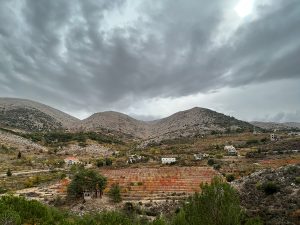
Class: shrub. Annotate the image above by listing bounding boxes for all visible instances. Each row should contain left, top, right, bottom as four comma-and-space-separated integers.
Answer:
213, 164, 221, 170
96, 159, 105, 167
215, 154, 223, 159
246, 139, 259, 145
207, 158, 215, 166
109, 183, 122, 203
261, 182, 280, 195
6, 169, 12, 177
226, 174, 235, 182
105, 158, 113, 166
295, 177, 300, 184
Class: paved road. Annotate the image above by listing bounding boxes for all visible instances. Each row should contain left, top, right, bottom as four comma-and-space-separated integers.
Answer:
0, 168, 66, 178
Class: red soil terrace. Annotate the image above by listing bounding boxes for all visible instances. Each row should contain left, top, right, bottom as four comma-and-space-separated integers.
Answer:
100, 166, 218, 200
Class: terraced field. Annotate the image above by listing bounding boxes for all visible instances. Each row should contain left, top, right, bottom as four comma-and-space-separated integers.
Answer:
100, 166, 218, 200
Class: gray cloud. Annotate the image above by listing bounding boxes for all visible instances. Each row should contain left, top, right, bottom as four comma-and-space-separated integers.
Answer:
0, 0, 299, 121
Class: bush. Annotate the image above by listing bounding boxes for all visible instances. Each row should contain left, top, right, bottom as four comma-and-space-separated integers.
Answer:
6, 169, 12, 177
295, 177, 300, 184
226, 174, 235, 182
96, 159, 105, 167
215, 154, 223, 159
261, 182, 280, 195
207, 158, 215, 166
246, 139, 259, 145
109, 183, 122, 203
213, 164, 221, 170
173, 177, 242, 225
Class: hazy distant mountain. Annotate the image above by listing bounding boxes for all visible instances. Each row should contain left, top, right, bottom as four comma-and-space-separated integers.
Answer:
78, 107, 254, 139
0, 98, 79, 131
251, 121, 300, 131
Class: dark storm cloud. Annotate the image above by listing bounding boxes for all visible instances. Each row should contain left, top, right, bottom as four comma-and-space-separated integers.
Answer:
0, 0, 299, 116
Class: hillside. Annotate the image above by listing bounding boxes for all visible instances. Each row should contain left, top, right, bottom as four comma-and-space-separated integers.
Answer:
0, 98, 79, 132
233, 165, 300, 225
251, 121, 300, 131
79, 107, 254, 139
0, 98, 255, 138
150, 107, 253, 139
77, 111, 149, 138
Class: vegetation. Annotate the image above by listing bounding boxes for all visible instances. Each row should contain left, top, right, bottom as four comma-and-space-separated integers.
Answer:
260, 182, 280, 195
0, 177, 265, 225
226, 174, 235, 182
109, 183, 122, 203
172, 177, 242, 225
67, 168, 107, 199
22, 131, 123, 146
6, 169, 12, 177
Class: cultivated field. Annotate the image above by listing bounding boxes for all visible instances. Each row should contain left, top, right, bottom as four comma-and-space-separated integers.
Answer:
100, 166, 218, 200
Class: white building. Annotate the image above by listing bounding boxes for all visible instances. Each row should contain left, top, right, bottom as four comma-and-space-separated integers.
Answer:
224, 145, 237, 156
270, 133, 277, 141
161, 157, 176, 164
194, 153, 209, 160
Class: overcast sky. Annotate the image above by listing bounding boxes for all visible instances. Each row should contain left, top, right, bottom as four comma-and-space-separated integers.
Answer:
0, 0, 299, 122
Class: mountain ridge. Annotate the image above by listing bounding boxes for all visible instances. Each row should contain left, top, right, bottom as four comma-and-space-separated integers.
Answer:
2, 97, 295, 139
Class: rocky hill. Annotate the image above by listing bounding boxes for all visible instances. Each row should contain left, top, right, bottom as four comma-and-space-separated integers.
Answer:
149, 107, 253, 139
77, 111, 149, 138
0, 98, 255, 139
251, 121, 300, 131
78, 107, 254, 139
0, 98, 79, 132
233, 165, 300, 225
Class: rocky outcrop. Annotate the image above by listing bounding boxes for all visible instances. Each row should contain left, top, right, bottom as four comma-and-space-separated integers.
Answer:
233, 165, 300, 225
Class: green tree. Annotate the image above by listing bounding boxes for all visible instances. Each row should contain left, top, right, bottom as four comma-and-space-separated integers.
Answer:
173, 176, 242, 225
6, 169, 12, 177
67, 168, 107, 199
109, 183, 122, 203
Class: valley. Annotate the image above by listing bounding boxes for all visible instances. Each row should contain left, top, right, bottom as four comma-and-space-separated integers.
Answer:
0, 98, 299, 224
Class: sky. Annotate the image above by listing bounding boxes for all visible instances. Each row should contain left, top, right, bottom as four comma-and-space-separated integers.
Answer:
0, 0, 300, 122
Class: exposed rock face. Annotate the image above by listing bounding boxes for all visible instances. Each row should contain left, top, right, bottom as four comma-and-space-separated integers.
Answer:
0, 98, 79, 131
233, 165, 300, 225
0, 130, 47, 153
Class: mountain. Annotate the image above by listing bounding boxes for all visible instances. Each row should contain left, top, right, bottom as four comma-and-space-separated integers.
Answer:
0, 98, 79, 131
150, 107, 253, 139
251, 121, 300, 131
78, 107, 254, 139
77, 111, 149, 138
0, 98, 256, 138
